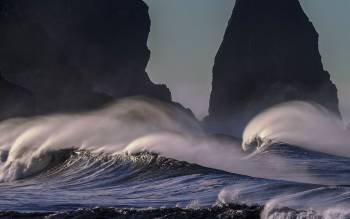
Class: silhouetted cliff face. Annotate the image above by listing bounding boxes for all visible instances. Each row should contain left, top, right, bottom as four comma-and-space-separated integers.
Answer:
0, 75, 35, 119
206, 0, 340, 136
0, 0, 171, 117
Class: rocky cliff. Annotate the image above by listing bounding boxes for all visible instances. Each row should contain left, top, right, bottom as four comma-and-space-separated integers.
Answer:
0, 0, 171, 118
0, 74, 35, 119
206, 0, 340, 136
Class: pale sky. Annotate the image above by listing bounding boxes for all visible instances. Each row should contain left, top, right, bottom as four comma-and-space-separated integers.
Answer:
145, 0, 350, 121
301, 0, 350, 121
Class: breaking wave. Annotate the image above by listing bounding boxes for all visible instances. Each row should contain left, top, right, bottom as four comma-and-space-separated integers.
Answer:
1, 98, 350, 218
0, 98, 321, 184
243, 101, 350, 157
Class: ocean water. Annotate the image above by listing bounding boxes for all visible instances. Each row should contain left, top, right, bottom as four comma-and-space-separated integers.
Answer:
0, 98, 349, 219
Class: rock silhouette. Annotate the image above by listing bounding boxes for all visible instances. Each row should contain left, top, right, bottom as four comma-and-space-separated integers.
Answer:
0, 0, 171, 118
0, 74, 35, 119
206, 0, 340, 136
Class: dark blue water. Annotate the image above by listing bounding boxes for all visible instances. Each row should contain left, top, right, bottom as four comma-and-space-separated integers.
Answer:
0, 100, 350, 219
1, 146, 350, 219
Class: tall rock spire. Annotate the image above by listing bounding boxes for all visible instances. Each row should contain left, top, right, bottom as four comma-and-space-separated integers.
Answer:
0, 0, 171, 117
206, 0, 340, 136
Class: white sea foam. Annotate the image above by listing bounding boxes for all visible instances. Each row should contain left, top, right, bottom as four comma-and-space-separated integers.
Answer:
0, 97, 201, 181
1, 98, 350, 217
243, 101, 350, 157
217, 183, 350, 219
261, 190, 350, 219
0, 98, 314, 182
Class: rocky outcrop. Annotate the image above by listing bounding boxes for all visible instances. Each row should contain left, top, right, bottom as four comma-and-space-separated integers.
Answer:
0, 204, 263, 219
0, 74, 35, 119
206, 0, 340, 136
0, 0, 171, 117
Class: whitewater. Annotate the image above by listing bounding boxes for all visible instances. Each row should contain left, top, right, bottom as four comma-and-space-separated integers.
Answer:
1, 97, 350, 219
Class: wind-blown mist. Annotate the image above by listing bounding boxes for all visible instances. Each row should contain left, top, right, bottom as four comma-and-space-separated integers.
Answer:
0, 98, 200, 181
243, 101, 350, 157
1, 99, 350, 217
0, 98, 322, 183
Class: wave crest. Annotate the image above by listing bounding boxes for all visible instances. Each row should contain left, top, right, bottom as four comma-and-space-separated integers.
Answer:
242, 101, 350, 157
1, 99, 350, 185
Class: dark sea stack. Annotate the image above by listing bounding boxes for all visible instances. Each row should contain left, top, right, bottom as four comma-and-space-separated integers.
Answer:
0, 74, 35, 119
0, 0, 171, 116
206, 0, 340, 136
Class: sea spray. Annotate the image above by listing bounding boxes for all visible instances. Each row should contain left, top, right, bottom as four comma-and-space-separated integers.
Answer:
260, 188, 350, 219
242, 101, 350, 157
0, 98, 312, 183
0, 98, 350, 214
0, 97, 201, 181
217, 183, 350, 219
